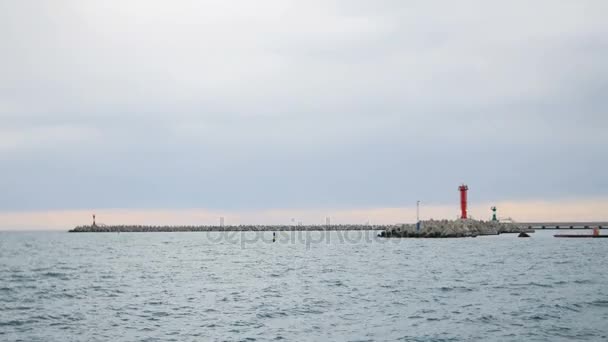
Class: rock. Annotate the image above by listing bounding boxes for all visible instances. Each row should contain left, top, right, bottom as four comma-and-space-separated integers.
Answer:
380, 219, 525, 238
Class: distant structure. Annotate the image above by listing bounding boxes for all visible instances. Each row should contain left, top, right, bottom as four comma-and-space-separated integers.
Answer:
325, 216, 331, 227
219, 217, 225, 227
459, 184, 469, 219
416, 200, 421, 232
378, 183, 526, 238
491, 207, 498, 221
92, 214, 96, 227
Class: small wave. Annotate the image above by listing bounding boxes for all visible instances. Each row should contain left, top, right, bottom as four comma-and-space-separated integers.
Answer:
256, 311, 288, 319
331, 280, 346, 287
42, 272, 69, 279
511, 282, 552, 288
553, 260, 571, 265
479, 315, 496, 323
3, 306, 32, 311
146, 301, 165, 305
528, 313, 560, 320
588, 299, 608, 307
438, 286, 473, 292
0, 319, 35, 327
57, 265, 79, 271
232, 320, 255, 327
56, 292, 77, 299
31, 314, 60, 321
10, 273, 34, 281
554, 303, 581, 312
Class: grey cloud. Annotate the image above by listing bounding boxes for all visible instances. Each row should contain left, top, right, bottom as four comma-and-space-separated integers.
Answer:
0, 0, 607, 212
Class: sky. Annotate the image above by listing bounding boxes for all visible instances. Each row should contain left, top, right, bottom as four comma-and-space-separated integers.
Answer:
1, 1, 607, 229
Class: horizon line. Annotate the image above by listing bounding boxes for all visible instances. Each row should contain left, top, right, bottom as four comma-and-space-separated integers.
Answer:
2, 197, 608, 230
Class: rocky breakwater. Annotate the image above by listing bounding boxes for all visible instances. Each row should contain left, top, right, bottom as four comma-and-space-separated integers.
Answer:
69, 224, 389, 233
378, 219, 525, 238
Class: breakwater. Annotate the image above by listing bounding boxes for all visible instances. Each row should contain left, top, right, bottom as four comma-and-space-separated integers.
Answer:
69, 224, 389, 233
379, 219, 525, 238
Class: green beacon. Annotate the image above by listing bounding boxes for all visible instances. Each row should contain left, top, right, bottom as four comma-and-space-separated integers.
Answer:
491, 207, 498, 222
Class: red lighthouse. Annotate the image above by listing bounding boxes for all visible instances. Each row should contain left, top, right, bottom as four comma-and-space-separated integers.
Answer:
459, 184, 468, 219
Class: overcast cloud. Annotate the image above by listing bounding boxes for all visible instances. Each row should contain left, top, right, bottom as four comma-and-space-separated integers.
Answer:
1, 0, 607, 216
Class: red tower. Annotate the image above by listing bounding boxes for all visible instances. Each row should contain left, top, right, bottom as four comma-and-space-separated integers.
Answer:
458, 184, 468, 219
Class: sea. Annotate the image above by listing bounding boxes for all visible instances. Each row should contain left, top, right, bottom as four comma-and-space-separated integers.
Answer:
1, 230, 607, 341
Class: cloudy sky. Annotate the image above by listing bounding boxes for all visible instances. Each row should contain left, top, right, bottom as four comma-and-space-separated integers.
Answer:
1, 1, 607, 229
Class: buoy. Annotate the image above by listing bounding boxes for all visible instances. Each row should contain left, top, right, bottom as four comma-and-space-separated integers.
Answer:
273, 232, 276, 242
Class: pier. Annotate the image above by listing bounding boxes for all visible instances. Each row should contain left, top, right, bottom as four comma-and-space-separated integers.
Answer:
517, 222, 607, 230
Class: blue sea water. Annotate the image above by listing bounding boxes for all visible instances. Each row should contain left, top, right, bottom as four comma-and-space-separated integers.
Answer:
1, 230, 607, 341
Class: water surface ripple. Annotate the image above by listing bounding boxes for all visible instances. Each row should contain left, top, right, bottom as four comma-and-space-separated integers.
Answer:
1, 231, 607, 341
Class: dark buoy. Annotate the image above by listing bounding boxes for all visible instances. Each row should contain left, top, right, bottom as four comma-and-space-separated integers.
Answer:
518, 232, 530, 238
